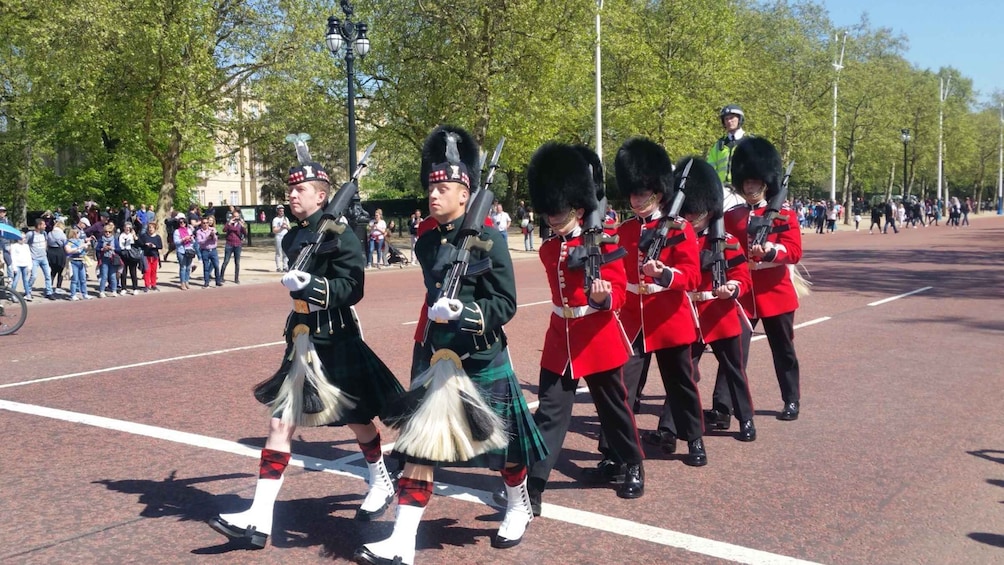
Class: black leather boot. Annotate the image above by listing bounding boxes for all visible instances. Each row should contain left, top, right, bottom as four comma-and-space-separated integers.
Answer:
616, 463, 644, 499
737, 420, 757, 442
685, 438, 707, 467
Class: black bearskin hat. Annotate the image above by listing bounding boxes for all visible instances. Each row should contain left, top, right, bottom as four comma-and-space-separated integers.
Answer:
613, 137, 673, 199
420, 125, 482, 193
675, 156, 724, 220
730, 137, 782, 201
527, 142, 602, 216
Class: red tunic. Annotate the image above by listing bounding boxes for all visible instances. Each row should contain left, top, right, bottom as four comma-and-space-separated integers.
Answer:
723, 204, 802, 319
692, 231, 752, 344
538, 231, 631, 379
617, 215, 701, 352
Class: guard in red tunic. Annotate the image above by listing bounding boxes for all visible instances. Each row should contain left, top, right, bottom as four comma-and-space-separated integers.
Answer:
676, 156, 757, 442
525, 142, 646, 504
723, 137, 803, 421
612, 137, 706, 467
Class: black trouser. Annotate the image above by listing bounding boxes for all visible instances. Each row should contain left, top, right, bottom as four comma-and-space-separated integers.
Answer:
884, 218, 898, 233
700, 334, 755, 422
739, 311, 800, 405
869, 219, 882, 231
649, 343, 704, 441
529, 365, 642, 493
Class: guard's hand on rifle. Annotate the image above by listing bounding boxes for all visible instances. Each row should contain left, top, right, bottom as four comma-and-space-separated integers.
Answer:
428, 297, 463, 323
589, 278, 612, 308
641, 259, 665, 279
281, 269, 311, 291
714, 282, 738, 300
749, 242, 776, 262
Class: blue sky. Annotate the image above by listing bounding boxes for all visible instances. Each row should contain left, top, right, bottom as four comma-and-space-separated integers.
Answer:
820, 0, 1002, 103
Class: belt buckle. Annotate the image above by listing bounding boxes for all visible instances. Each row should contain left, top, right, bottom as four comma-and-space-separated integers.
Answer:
638, 284, 650, 295
562, 306, 574, 318
293, 299, 311, 314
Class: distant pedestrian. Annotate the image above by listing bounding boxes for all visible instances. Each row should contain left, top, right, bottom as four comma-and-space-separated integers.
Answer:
490, 202, 512, 243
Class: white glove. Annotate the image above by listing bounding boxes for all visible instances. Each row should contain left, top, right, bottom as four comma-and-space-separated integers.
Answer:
281, 269, 311, 291
428, 298, 463, 323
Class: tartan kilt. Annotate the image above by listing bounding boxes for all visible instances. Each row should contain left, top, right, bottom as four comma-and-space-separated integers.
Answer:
254, 334, 404, 427
392, 342, 548, 470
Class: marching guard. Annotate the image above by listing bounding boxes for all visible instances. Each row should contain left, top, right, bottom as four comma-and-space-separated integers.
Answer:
354, 126, 546, 565
722, 137, 804, 421
525, 142, 646, 503
612, 138, 707, 467
209, 147, 404, 549
676, 156, 757, 442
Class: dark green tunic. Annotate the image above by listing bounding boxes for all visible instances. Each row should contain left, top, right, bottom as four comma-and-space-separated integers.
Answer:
252, 209, 403, 426
403, 217, 546, 469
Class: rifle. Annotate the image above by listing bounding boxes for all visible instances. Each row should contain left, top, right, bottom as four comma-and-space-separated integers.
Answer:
437, 137, 505, 304
749, 160, 794, 248
289, 141, 376, 271
707, 216, 728, 289
640, 158, 693, 264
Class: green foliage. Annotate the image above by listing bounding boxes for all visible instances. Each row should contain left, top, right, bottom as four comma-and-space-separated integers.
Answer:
1, 0, 1001, 214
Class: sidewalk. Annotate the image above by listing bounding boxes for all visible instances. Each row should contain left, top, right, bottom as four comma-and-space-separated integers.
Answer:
13, 227, 540, 303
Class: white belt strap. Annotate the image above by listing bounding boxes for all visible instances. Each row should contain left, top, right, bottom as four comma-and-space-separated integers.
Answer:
626, 282, 667, 295
688, 291, 717, 302
552, 304, 599, 319
749, 261, 785, 271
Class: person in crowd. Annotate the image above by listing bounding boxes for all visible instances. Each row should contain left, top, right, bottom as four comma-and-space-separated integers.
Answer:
197, 214, 222, 287
26, 219, 54, 300
9, 230, 32, 299
367, 209, 387, 269
117, 222, 142, 295
96, 222, 119, 298
868, 201, 884, 234
407, 209, 422, 264
272, 205, 290, 272
139, 221, 163, 291
221, 210, 246, 284
46, 219, 68, 294
490, 202, 512, 243
211, 153, 404, 551
173, 215, 196, 290
186, 203, 203, 231
64, 227, 92, 300
522, 206, 535, 251
883, 199, 899, 234
0, 205, 13, 279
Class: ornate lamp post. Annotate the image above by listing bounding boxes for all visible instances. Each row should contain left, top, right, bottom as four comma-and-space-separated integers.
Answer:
901, 128, 911, 199
326, 1, 371, 245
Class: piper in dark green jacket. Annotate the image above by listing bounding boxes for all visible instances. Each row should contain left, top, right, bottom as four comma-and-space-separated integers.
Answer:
356, 126, 546, 565
209, 157, 404, 551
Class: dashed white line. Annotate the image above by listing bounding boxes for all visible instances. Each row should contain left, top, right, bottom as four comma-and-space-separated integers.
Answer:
0, 341, 285, 390
867, 286, 932, 307
0, 398, 823, 565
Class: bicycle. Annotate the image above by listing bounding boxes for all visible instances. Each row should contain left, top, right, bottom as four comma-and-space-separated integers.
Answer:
0, 268, 28, 335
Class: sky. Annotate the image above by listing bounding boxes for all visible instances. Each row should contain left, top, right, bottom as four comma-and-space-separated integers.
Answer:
820, 0, 1003, 104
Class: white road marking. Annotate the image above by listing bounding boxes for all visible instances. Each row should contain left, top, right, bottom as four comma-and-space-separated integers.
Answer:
750, 316, 831, 342
0, 398, 823, 565
0, 341, 285, 390
402, 299, 552, 325
867, 286, 932, 307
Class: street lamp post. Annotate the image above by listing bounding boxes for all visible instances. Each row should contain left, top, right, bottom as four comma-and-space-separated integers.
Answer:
901, 128, 910, 199
830, 32, 847, 205
594, 0, 603, 157
326, 1, 371, 245
998, 103, 1003, 215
